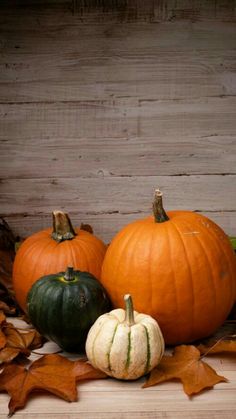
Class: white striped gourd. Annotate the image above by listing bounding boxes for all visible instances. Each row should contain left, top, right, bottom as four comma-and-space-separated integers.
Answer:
85, 294, 165, 380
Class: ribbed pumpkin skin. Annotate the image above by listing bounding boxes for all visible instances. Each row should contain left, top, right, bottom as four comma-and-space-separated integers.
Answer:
13, 228, 106, 312
101, 211, 236, 345
27, 270, 111, 352
85, 307, 165, 380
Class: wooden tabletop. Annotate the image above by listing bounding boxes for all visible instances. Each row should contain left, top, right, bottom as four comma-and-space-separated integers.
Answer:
0, 319, 236, 419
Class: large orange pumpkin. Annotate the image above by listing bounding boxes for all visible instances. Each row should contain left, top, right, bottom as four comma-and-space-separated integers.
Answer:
101, 190, 236, 345
13, 211, 106, 312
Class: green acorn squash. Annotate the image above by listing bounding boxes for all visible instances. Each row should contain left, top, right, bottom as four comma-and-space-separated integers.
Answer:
27, 267, 111, 352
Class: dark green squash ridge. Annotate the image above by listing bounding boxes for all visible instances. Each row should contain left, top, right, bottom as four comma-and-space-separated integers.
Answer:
27, 267, 111, 352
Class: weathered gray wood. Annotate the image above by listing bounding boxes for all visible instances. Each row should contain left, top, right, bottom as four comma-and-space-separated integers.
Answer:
1, 136, 235, 178
0, 49, 228, 102
1, 15, 235, 104
0, 1, 235, 24
1, 175, 235, 214
1, 175, 235, 242
0, 1, 235, 240
4, 210, 236, 243
1, 96, 236, 140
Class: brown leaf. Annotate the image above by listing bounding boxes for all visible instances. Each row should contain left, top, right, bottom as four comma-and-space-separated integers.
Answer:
0, 301, 16, 316
0, 311, 7, 350
0, 219, 15, 252
3, 323, 35, 352
0, 250, 14, 294
143, 345, 227, 396
0, 330, 6, 350
0, 219, 17, 304
197, 321, 236, 355
0, 322, 44, 364
80, 223, 94, 234
0, 347, 21, 365
0, 311, 6, 325
29, 330, 46, 350
198, 340, 236, 355
0, 353, 107, 416
73, 360, 107, 381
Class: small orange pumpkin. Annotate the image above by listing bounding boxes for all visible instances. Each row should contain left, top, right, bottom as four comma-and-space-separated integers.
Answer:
101, 190, 236, 344
13, 211, 106, 312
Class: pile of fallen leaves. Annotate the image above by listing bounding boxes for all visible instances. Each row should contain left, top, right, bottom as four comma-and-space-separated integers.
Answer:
0, 310, 106, 416
0, 218, 236, 416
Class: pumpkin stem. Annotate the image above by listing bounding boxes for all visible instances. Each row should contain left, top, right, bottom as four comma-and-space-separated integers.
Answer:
153, 189, 169, 223
124, 294, 135, 326
64, 267, 75, 281
51, 211, 77, 242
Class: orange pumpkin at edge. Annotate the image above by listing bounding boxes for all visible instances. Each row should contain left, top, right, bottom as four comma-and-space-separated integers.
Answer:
13, 211, 107, 312
100, 189, 236, 345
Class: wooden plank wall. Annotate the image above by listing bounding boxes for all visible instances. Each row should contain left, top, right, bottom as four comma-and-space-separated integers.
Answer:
0, 0, 236, 243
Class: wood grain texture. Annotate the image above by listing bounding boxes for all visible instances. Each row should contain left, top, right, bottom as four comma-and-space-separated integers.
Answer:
0, 319, 236, 419
0, 1, 236, 241
1, 0, 235, 23
1, 136, 235, 178
2, 211, 235, 244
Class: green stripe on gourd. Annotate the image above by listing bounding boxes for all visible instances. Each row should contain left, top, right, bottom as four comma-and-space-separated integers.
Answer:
85, 294, 165, 380
143, 325, 151, 375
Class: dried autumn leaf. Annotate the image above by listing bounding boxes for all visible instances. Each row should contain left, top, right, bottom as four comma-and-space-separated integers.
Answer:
0, 250, 14, 294
197, 321, 236, 355
198, 340, 236, 355
0, 322, 44, 364
0, 311, 6, 325
29, 329, 46, 350
0, 218, 16, 298
0, 311, 7, 350
143, 345, 227, 396
0, 330, 6, 350
3, 323, 35, 353
0, 353, 107, 416
0, 301, 16, 316
0, 219, 15, 252
80, 223, 94, 234
0, 347, 21, 365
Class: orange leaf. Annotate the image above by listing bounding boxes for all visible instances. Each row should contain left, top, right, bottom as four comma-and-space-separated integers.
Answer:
0, 353, 107, 416
0, 312, 7, 350
0, 330, 6, 350
0, 301, 16, 316
80, 223, 94, 234
0, 311, 6, 325
0, 347, 21, 365
143, 345, 227, 396
3, 324, 36, 351
29, 329, 46, 350
72, 360, 107, 381
198, 340, 236, 355
197, 321, 236, 355
0, 323, 44, 364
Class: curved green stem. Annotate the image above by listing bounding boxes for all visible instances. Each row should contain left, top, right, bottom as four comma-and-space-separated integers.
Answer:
124, 294, 135, 326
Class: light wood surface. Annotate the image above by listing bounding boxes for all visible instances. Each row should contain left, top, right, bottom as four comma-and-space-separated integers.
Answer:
0, 318, 236, 419
0, 0, 236, 241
